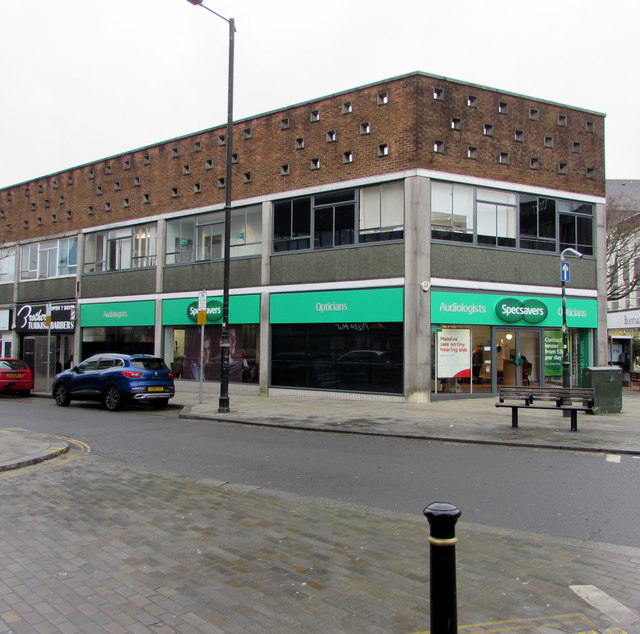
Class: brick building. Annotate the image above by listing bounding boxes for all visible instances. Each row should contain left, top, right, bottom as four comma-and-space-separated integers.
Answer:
0, 71, 607, 400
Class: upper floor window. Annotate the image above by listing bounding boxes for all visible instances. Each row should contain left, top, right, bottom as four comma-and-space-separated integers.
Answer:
165, 205, 261, 265
432, 182, 593, 254
273, 184, 404, 253
20, 237, 77, 280
84, 223, 156, 273
0, 246, 16, 284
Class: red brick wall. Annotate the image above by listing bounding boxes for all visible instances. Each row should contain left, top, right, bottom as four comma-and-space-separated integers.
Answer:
0, 72, 605, 243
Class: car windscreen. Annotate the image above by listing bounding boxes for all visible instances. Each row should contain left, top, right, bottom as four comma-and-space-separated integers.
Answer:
0, 360, 28, 370
131, 359, 168, 371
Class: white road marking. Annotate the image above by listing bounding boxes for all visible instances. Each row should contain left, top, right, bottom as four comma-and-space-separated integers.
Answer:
606, 454, 622, 463
570, 584, 638, 627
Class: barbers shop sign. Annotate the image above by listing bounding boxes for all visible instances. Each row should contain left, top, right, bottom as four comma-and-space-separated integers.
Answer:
16, 303, 77, 333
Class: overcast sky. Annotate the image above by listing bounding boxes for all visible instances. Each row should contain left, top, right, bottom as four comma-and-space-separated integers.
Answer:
1, 0, 638, 189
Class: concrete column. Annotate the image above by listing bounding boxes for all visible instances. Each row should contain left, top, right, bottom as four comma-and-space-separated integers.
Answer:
73, 233, 84, 361
595, 202, 608, 365
404, 175, 432, 402
259, 201, 272, 394
154, 219, 166, 357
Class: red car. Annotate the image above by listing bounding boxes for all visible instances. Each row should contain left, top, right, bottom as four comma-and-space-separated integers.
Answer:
0, 358, 34, 396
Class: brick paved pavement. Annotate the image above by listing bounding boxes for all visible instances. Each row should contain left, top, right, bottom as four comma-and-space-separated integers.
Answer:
1, 388, 640, 632
1, 441, 639, 633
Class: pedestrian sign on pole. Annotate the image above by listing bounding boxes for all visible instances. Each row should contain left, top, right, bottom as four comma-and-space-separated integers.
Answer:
45, 303, 52, 327
197, 291, 207, 326
561, 262, 571, 283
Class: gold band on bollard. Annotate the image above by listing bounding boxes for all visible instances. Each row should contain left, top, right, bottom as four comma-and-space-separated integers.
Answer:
428, 536, 458, 546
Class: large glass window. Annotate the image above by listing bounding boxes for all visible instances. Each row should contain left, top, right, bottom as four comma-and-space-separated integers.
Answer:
21, 237, 78, 280
476, 189, 516, 247
431, 182, 474, 241
0, 246, 16, 284
169, 324, 259, 383
84, 223, 156, 273
431, 181, 594, 255
359, 181, 404, 242
559, 200, 594, 256
165, 205, 261, 264
274, 183, 404, 253
271, 322, 403, 394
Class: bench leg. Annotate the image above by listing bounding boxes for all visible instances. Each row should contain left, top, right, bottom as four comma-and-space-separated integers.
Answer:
570, 410, 578, 432
511, 408, 518, 428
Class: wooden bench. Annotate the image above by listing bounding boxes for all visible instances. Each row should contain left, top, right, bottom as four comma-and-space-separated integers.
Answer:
495, 386, 595, 432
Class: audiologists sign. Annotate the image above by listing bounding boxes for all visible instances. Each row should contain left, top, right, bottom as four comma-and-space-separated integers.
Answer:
431, 292, 597, 328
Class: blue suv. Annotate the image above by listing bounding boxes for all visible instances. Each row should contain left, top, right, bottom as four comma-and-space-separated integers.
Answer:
52, 353, 175, 411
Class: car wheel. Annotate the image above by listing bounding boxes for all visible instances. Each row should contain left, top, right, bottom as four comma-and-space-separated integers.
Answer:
151, 399, 169, 410
104, 386, 123, 411
53, 383, 71, 407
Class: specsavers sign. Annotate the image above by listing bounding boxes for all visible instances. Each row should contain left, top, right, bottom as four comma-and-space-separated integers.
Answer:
432, 292, 597, 328
162, 295, 260, 325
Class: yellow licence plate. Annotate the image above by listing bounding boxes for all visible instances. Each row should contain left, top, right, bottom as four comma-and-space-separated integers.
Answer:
148, 386, 165, 392
6, 373, 22, 378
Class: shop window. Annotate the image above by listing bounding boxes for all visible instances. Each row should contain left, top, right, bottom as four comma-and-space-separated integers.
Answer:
171, 324, 259, 384
271, 322, 403, 394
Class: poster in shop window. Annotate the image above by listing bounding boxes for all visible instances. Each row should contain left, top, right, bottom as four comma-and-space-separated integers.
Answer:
437, 329, 471, 378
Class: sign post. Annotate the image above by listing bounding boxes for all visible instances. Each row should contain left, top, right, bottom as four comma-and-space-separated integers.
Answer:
560, 249, 582, 388
197, 291, 207, 404
45, 303, 52, 390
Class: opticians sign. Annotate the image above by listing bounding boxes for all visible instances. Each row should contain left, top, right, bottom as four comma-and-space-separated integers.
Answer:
432, 292, 597, 328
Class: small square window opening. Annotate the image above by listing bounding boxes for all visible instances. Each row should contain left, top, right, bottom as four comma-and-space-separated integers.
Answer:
483, 124, 494, 136
377, 91, 389, 105
326, 130, 337, 143
280, 164, 290, 176
280, 117, 290, 129
467, 95, 478, 107
433, 140, 444, 153
499, 152, 509, 165
451, 118, 461, 130
343, 151, 353, 164
558, 114, 568, 126
310, 158, 321, 170
295, 137, 305, 150
433, 87, 444, 100
342, 101, 353, 114
360, 122, 371, 135
378, 144, 389, 156
514, 130, 524, 142
310, 110, 320, 122
498, 102, 509, 114
529, 108, 540, 121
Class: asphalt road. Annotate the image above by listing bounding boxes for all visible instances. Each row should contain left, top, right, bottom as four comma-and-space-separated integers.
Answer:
3, 396, 640, 548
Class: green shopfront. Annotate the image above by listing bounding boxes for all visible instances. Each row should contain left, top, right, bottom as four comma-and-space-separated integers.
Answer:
80, 301, 156, 358
270, 288, 404, 394
431, 291, 597, 396
162, 295, 260, 383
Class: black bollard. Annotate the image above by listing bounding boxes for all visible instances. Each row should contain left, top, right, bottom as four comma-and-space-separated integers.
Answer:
424, 502, 462, 634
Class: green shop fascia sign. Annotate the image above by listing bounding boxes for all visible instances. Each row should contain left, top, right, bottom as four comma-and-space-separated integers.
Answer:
80, 300, 156, 327
162, 295, 260, 326
270, 288, 404, 324
431, 291, 597, 328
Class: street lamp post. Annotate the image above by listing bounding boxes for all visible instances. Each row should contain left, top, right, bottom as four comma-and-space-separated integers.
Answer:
186, 0, 235, 413
560, 247, 583, 388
